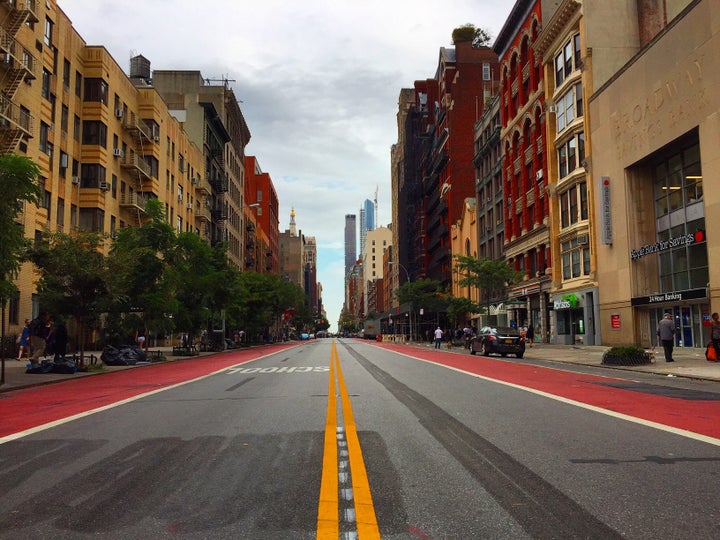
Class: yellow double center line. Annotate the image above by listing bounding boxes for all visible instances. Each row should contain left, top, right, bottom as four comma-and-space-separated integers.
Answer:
317, 340, 380, 539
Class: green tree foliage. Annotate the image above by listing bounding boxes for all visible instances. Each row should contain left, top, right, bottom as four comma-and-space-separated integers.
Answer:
454, 255, 522, 320
226, 271, 308, 340
0, 154, 41, 303
165, 232, 231, 344
30, 231, 109, 363
394, 278, 443, 309
338, 309, 357, 333
445, 296, 480, 329
451, 24, 493, 47
107, 199, 178, 340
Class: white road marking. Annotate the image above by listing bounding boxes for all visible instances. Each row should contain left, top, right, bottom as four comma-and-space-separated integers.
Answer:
386, 348, 720, 448
0, 351, 280, 445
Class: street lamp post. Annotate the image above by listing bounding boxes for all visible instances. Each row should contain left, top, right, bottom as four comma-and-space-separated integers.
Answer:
389, 261, 412, 342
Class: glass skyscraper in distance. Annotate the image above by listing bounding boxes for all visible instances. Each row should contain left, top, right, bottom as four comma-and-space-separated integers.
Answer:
359, 198, 375, 257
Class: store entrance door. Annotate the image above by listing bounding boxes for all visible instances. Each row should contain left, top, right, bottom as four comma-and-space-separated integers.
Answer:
649, 304, 709, 348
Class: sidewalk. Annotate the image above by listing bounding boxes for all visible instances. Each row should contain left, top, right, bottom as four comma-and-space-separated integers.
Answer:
1, 341, 719, 394
0, 346, 212, 393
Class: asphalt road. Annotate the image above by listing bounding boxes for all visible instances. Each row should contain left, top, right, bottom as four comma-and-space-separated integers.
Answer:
1, 338, 719, 539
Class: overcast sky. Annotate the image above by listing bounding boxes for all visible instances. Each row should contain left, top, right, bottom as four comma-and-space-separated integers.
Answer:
60, 0, 513, 331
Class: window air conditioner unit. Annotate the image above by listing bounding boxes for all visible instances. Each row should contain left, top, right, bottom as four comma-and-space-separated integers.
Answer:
177, 194, 183, 203
99, 181, 110, 191
577, 234, 589, 245
536, 170, 543, 181
113, 148, 124, 157
186, 203, 193, 211
153, 135, 160, 142
115, 109, 124, 118
191, 176, 199, 185
71, 176, 80, 185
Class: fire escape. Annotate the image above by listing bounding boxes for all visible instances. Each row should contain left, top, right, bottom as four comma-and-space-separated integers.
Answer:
118, 112, 156, 221
0, 1, 38, 154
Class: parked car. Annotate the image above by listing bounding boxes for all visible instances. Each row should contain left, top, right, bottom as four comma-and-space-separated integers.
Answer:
300, 333, 310, 340
470, 326, 525, 358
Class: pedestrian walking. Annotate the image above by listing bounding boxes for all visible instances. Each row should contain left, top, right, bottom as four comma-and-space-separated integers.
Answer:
434, 326, 444, 349
657, 312, 676, 362
16, 319, 31, 361
135, 327, 147, 350
29, 312, 52, 368
711, 312, 720, 358
526, 324, 535, 348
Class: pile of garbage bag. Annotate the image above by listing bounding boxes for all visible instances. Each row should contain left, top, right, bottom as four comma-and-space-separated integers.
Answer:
26, 358, 78, 374
101, 345, 148, 366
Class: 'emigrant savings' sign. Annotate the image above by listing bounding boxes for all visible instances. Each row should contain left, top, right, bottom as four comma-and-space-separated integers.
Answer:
630, 230, 705, 260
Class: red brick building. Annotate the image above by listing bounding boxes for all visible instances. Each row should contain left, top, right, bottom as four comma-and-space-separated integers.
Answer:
411, 40, 499, 287
494, 0, 550, 338
244, 156, 279, 274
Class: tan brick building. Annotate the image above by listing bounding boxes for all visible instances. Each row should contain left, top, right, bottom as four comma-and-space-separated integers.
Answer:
1, 1, 218, 336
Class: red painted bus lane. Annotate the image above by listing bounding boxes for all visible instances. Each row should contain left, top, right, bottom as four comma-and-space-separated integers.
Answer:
375, 342, 720, 442
0, 343, 297, 440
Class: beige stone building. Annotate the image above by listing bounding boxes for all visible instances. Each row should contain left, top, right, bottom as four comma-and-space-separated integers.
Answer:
152, 70, 251, 270
1, 1, 206, 336
362, 226, 392, 315
588, 0, 717, 349
450, 198, 480, 306
535, 1, 599, 345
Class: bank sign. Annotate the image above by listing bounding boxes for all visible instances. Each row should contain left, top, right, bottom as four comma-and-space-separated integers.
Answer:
630, 230, 705, 260
630, 287, 707, 306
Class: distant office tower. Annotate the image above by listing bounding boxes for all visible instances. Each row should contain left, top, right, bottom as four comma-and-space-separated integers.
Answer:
345, 214, 357, 275
359, 198, 375, 257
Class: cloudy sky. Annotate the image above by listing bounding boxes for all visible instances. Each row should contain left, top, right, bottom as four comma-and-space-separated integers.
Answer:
60, 0, 513, 330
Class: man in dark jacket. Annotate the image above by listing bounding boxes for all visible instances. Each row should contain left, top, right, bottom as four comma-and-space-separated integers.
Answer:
29, 312, 52, 368
657, 312, 676, 362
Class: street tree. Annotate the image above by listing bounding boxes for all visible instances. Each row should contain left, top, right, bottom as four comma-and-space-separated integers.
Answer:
165, 232, 230, 345
30, 231, 109, 365
445, 295, 480, 330
0, 154, 41, 310
107, 198, 178, 342
454, 255, 522, 325
395, 278, 443, 340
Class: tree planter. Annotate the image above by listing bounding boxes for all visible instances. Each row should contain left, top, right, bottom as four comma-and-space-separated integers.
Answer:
602, 346, 652, 366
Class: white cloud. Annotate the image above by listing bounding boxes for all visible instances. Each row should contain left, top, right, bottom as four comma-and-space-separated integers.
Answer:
60, 0, 512, 330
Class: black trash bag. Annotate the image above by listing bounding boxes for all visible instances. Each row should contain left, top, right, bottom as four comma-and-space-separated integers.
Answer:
51, 359, 78, 374
101, 345, 123, 365
26, 359, 55, 374
102, 344, 148, 365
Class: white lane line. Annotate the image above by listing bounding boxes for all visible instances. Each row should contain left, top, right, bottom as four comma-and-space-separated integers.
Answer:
385, 348, 720, 448
0, 351, 277, 445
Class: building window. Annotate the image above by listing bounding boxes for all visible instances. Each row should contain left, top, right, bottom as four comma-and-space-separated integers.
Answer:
83, 78, 108, 104
79, 163, 106, 189
79, 208, 105, 233
62, 58, 70, 90
561, 238, 591, 279
653, 141, 707, 291
44, 16, 53, 46
554, 33, 581, 87
75, 71, 82, 98
556, 82, 582, 133
559, 182, 588, 229
41, 69, 51, 100
81, 120, 107, 147
557, 132, 585, 179
482, 62, 491, 81
8, 294, 19, 325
